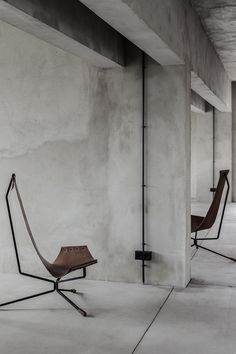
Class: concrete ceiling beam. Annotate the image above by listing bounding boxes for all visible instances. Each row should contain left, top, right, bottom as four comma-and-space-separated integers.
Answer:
80, 0, 231, 112
0, 0, 125, 68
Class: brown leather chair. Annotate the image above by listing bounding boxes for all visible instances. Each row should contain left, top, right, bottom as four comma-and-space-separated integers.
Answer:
0, 174, 97, 316
191, 170, 235, 261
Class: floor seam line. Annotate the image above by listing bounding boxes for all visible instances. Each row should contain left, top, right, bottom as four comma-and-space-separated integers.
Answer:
131, 287, 174, 354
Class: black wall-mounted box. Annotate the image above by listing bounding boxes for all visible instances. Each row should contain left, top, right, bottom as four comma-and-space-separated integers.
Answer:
135, 250, 152, 261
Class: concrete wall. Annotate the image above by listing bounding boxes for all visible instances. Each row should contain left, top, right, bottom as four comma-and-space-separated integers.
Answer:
0, 20, 191, 287
215, 110, 232, 201
191, 109, 232, 203
191, 111, 213, 202
100, 47, 143, 282
0, 20, 142, 282
232, 82, 236, 201
146, 58, 191, 287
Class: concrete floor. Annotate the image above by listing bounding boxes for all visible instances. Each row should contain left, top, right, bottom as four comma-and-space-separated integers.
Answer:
0, 274, 170, 354
136, 202, 236, 354
1, 203, 236, 353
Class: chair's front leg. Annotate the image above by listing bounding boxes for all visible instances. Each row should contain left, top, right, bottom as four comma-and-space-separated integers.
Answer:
0, 289, 55, 308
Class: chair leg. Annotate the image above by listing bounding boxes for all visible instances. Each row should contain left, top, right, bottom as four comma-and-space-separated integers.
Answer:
56, 289, 87, 317
59, 288, 77, 294
0, 273, 88, 315
196, 244, 236, 262
0, 289, 55, 308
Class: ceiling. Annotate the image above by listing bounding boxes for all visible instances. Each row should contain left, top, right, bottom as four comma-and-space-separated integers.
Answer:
191, 0, 236, 80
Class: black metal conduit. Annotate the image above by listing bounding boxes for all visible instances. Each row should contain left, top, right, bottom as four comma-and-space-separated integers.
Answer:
213, 107, 215, 191
142, 51, 146, 284
135, 51, 151, 283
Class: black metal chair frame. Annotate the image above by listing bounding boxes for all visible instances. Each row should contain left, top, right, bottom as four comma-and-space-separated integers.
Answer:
191, 171, 236, 262
0, 175, 90, 316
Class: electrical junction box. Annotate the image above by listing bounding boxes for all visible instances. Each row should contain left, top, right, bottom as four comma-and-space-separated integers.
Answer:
135, 250, 152, 261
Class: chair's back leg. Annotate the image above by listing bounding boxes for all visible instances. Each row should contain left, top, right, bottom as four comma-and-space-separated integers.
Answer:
6, 175, 22, 274
216, 174, 230, 240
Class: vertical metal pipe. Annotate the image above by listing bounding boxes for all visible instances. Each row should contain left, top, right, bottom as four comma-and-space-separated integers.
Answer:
142, 51, 146, 284
232, 82, 236, 201
213, 107, 215, 193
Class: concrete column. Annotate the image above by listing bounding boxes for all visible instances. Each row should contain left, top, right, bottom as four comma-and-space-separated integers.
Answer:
232, 82, 236, 201
191, 109, 213, 203
215, 109, 232, 202
146, 58, 191, 288
191, 108, 232, 203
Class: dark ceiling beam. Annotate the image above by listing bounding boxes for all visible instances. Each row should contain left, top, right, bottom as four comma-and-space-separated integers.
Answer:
0, 0, 125, 68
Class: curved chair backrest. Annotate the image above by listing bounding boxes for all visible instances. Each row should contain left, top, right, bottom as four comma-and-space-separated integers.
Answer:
6, 174, 52, 271
196, 170, 229, 231
6, 174, 97, 280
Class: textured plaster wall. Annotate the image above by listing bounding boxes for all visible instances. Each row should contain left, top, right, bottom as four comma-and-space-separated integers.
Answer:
191, 111, 213, 202
145, 58, 191, 287
0, 20, 142, 282
0, 19, 107, 278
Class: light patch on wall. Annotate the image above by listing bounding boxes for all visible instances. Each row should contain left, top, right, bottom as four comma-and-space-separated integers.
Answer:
0, 20, 102, 158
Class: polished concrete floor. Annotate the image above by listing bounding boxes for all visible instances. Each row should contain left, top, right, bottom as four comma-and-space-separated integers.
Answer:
1, 203, 236, 353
